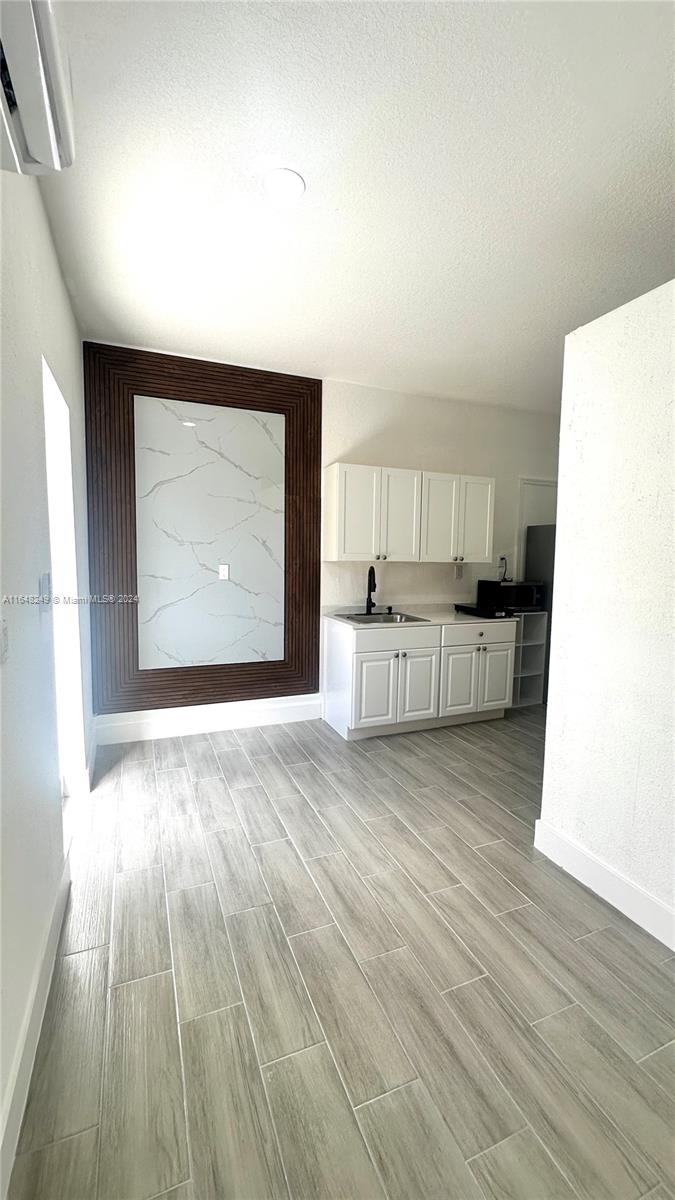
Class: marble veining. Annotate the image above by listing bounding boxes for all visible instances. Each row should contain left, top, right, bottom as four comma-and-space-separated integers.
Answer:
134, 395, 285, 669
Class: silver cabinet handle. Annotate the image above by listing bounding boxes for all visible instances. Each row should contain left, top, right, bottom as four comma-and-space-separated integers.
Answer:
376, 554, 381, 560
483, 646, 487, 652
401, 651, 407, 658
452, 556, 458, 562
382, 554, 387, 560
459, 555, 464, 561
475, 646, 481, 652
393, 652, 399, 659
479, 631, 484, 637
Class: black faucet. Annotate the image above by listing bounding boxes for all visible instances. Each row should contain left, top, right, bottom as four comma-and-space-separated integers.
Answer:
366, 565, 377, 615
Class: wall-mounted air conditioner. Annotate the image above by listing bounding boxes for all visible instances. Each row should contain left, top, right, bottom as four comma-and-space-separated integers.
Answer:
1, 0, 74, 174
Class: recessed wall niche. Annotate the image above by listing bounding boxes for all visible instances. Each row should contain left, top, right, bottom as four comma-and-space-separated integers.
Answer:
84, 343, 320, 714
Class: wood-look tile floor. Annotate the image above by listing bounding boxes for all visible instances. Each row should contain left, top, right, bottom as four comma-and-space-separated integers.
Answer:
10, 708, 675, 1200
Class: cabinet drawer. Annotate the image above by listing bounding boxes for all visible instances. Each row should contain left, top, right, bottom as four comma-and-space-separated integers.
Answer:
442, 621, 516, 648
353, 625, 441, 653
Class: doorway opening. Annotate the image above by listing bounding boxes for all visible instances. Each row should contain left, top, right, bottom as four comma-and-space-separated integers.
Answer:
515, 477, 558, 576
42, 358, 88, 849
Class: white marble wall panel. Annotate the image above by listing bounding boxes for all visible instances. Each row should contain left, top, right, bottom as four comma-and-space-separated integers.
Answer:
134, 395, 285, 669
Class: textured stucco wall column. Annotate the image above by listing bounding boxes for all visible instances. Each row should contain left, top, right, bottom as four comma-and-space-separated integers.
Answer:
540, 281, 674, 918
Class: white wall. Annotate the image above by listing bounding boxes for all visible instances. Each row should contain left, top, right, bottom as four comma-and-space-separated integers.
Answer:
321, 380, 560, 608
0, 173, 91, 1168
537, 281, 674, 946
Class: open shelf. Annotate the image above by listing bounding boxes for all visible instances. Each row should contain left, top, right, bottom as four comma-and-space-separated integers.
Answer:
511, 612, 549, 709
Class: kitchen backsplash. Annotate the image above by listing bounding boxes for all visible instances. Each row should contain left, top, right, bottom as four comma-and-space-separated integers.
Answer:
321, 560, 484, 610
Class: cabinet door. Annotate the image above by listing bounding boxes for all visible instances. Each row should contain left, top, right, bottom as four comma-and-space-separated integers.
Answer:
439, 645, 480, 716
420, 472, 460, 562
457, 475, 495, 563
379, 468, 422, 561
352, 652, 399, 728
336, 464, 382, 560
478, 642, 514, 710
397, 648, 440, 723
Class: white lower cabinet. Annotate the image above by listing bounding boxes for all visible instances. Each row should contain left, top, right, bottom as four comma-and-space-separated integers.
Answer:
327, 617, 516, 737
397, 648, 440, 723
438, 640, 514, 717
439, 645, 480, 716
478, 642, 515, 710
352, 651, 400, 728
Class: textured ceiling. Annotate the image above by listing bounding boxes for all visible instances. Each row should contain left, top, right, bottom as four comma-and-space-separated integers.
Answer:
40, 1, 674, 412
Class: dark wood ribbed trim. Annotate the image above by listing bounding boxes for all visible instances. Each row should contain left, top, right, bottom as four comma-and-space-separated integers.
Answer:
84, 342, 321, 714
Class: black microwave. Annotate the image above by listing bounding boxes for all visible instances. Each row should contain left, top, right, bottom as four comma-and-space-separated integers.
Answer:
456, 579, 547, 618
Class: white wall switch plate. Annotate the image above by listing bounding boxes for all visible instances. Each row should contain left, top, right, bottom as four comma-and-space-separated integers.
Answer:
218, 564, 230, 580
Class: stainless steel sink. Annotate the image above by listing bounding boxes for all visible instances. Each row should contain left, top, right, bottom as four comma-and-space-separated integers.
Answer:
344, 612, 428, 624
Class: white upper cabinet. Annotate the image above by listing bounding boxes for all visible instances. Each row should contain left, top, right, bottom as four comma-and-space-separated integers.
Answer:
420, 472, 460, 562
327, 463, 381, 560
380, 468, 421, 562
324, 462, 494, 564
457, 475, 495, 563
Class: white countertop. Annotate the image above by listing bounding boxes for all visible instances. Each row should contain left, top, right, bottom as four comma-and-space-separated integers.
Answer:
324, 605, 518, 627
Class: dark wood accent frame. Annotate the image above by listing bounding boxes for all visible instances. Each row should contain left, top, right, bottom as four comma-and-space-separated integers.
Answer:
84, 342, 321, 715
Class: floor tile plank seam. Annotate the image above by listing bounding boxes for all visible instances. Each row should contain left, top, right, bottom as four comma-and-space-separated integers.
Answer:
494, 907, 675, 1060
354, 875, 491, 1003
281, 896, 417, 1112
260, 780, 342, 865
492, 905, 600, 1002
494, 906, 675, 1059
193, 777, 299, 1194
371, 770, 535, 847
160, 828, 198, 1200
421, 979, 535, 1165
95, 946, 115, 1200
527, 1005, 673, 1192
637, 1038, 675, 1064
108, 966, 177, 990
164, 878, 219, 896
362, 868, 498, 984
416, 835, 532, 918
302, 857, 410, 964
264, 936, 398, 1200
441, 973, 490, 992
430, 975, 602, 1186
351, 1078, 423, 1111
278, 892, 410, 1089
529, 1001, 579, 1026
468, 1122, 586, 1200
61, 939, 111, 958
12, 1122, 102, 1167
146, 1182, 193, 1200
177, 999, 244, 1025
287, 921, 337, 940
212, 890, 303, 1200
574, 932, 675, 1032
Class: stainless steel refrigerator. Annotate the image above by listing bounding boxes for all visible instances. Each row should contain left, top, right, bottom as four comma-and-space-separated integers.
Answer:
524, 524, 556, 703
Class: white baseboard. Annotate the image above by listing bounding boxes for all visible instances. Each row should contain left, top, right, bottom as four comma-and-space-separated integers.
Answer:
96, 692, 322, 745
1, 859, 71, 1198
534, 819, 675, 953
85, 722, 97, 788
